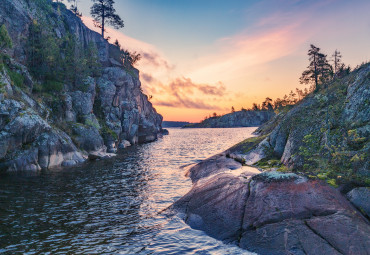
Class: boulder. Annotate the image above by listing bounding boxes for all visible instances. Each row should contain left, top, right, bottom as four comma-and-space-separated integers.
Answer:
185, 153, 243, 183
71, 124, 105, 152
118, 140, 131, 149
88, 151, 116, 160
173, 171, 370, 255
346, 187, 370, 218
173, 173, 250, 242
161, 129, 169, 135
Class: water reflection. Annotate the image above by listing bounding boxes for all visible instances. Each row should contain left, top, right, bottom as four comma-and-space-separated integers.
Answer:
0, 128, 257, 254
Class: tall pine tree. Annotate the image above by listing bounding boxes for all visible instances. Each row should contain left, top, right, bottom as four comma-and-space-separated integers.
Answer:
90, 0, 124, 38
300, 44, 332, 91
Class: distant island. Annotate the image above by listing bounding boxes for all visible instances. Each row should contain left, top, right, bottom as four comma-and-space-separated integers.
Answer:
162, 121, 190, 128
183, 109, 275, 128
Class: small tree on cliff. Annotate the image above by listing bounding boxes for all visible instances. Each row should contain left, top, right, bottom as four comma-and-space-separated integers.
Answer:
300, 44, 331, 92
68, 0, 82, 17
90, 0, 124, 39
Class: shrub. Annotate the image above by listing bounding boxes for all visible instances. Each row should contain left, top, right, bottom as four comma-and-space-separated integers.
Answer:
43, 80, 64, 93
0, 24, 12, 50
7, 68, 24, 88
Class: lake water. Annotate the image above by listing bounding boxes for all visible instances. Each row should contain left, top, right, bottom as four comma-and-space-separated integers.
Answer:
0, 127, 257, 254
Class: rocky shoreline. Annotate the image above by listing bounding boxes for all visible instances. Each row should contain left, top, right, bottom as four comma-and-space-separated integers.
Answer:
171, 152, 370, 254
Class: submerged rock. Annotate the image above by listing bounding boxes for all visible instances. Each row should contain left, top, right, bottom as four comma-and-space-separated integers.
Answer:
88, 151, 116, 160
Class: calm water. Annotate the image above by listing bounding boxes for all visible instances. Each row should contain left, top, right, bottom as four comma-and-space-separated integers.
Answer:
0, 128, 257, 254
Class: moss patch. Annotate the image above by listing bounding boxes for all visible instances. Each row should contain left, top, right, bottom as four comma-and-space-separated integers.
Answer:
229, 134, 268, 154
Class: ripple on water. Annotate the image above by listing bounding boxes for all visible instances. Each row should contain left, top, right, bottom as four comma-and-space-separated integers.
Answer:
0, 127, 257, 254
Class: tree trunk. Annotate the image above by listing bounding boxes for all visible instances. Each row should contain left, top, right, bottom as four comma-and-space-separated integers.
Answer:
101, 2, 105, 38
314, 53, 318, 91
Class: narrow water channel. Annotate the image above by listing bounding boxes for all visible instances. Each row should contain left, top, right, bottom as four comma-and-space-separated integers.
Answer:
0, 127, 257, 254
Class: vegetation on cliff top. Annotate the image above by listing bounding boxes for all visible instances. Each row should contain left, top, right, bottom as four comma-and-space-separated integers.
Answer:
230, 45, 369, 186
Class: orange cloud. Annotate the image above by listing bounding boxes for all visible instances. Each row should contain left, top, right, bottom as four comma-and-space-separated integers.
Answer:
151, 77, 228, 110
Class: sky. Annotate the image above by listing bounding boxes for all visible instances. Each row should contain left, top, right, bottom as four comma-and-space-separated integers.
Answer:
67, 0, 370, 122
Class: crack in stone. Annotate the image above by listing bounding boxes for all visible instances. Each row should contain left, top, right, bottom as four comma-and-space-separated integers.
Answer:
237, 180, 251, 246
304, 220, 344, 255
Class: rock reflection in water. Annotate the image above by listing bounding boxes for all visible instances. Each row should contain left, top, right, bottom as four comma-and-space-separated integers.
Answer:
0, 127, 257, 254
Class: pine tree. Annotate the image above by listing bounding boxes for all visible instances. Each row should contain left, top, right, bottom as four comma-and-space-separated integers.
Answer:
300, 44, 332, 91
90, 0, 124, 39
331, 49, 345, 78
68, 0, 82, 17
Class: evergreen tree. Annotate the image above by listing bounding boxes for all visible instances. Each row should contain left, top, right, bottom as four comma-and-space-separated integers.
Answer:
90, 0, 124, 38
300, 44, 332, 91
0, 24, 12, 50
331, 49, 346, 78
68, 0, 82, 17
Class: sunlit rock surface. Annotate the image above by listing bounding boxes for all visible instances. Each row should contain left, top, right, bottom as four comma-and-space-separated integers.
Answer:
173, 154, 370, 254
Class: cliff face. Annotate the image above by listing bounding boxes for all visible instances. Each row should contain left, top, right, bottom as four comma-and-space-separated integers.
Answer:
0, 0, 162, 172
229, 63, 370, 183
184, 110, 275, 128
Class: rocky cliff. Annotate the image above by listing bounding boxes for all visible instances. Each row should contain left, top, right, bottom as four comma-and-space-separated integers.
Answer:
0, 0, 163, 172
229, 63, 369, 184
183, 110, 275, 128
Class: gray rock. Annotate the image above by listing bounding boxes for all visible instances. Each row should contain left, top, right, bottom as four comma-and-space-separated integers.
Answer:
70, 91, 93, 116
186, 153, 243, 183
118, 140, 131, 149
72, 124, 104, 152
347, 187, 370, 218
61, 160, 77, 167
36, 130, 85, 169
88, 151, 116, 160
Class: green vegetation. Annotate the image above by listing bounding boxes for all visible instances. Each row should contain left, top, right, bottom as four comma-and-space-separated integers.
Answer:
26, 17, 101, 95
0, 24, 12, 50
101, 124, 118, 140
229, 135, 268, 155
230, 45, 369, 186
6, 67, 25, 89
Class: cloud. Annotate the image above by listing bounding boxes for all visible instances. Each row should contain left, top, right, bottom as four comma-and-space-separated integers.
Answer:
168, 77, 226, 97
141, 52, 174, 70
153, 98, 225, 110
150, 77, 228, 110
141, 72, 154, 83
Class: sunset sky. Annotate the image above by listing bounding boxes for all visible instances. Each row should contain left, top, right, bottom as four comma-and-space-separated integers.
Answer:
72, 0, 370, 122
